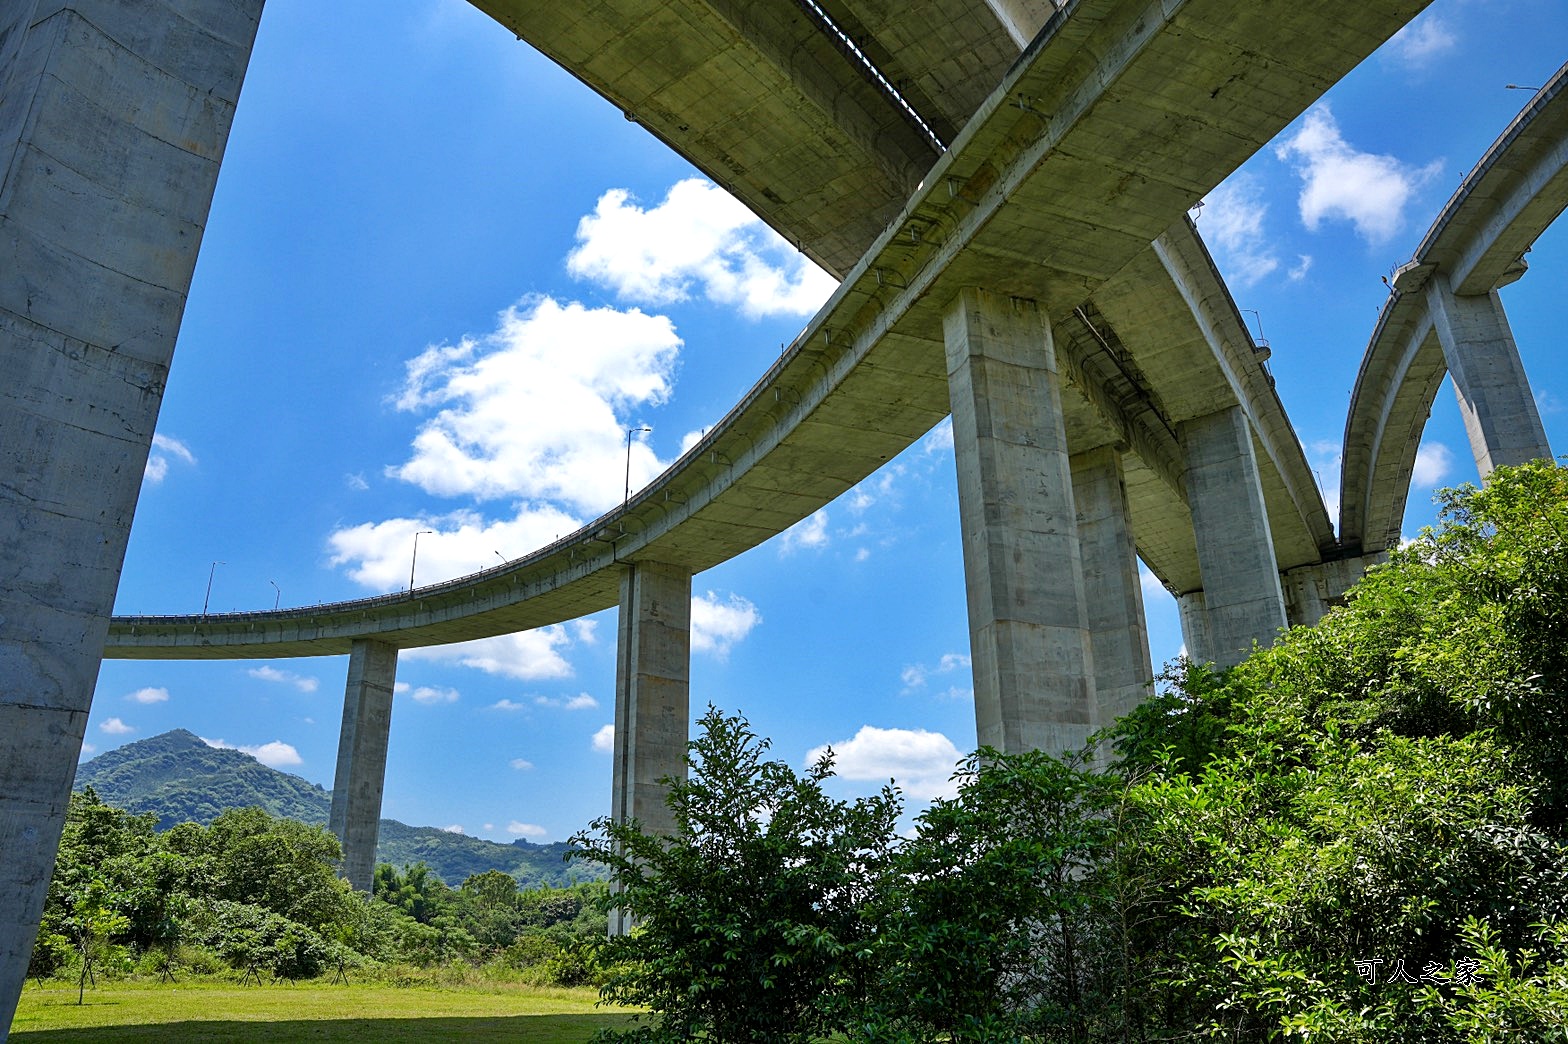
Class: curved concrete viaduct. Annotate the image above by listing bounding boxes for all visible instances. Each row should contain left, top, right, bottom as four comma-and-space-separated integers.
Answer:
2, 0, 1429, 1025
1340, 60, 1566, 556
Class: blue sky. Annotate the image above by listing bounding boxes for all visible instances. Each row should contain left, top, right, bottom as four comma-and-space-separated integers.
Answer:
88, 0, 1568, 847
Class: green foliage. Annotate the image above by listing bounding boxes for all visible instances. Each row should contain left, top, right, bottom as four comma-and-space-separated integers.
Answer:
573, 707, 902, 1043
75, 728, 604, 888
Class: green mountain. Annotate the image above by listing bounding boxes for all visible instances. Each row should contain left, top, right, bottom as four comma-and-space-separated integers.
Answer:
75, 729, 601, 888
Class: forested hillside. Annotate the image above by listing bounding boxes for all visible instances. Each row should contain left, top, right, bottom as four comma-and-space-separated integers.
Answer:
75, 729, 598, 887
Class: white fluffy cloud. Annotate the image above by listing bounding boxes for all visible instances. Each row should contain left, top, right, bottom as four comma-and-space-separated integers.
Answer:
567, 179, 837, 319
1201, 174, 1281, 288
408, 685, 460, 705
690, 591, 761, 659
780, 509, 830, 554
1276, 106, 1441, 245
248, 666, 319, 693
535, 693, 598, 710
900, 653, 971, 696
202, 736, 303, 769
592, 724, 616, 753
1388, 15, 1456, 69
440, 824, 465, 834
329, 503, 586, 595
509, 757, 534, 771
1412, 441, 1455, 488
405, 627, 576, 681
386, 296, 679, 512
100, 717, 134, 735
807, 726, 963, 801
127, 686, 170, 705
143, 433, 195, 485
507, 821, 548, 840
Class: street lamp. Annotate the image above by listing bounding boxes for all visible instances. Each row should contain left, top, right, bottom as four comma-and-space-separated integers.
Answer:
269, 579, 281, 610
410, 530, 434, 591
625, 426, 652, 505
202, 561, 225, 617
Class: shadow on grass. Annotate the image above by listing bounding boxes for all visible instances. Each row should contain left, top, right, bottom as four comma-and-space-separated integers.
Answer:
12, 1012, 637, 1043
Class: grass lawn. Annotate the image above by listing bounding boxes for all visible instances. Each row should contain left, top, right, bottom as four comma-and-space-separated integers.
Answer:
10, 981, 639, 1042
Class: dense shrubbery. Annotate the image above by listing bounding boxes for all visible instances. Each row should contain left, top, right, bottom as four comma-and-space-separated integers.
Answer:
577, 460, 1568, 1041
32, 793, 609, 991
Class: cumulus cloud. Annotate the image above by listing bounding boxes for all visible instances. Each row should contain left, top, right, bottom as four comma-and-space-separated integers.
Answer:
592, 724, 616, 753
1387, 15, 1456, 69
440, 824, 465, 834
1412, 441, 1455, 488
385, 296, 679, 512
922, 417, 954, 456
127, 686, 170, 705
248, 666, 319, 693
900, 653, 971, 696
202, 737, 303, 769
79, 743, 97, 757
780, 509, 830, 554
507, 821, 548, 840
143, 433, 196, 485
1276, 106, 1441, 245
567, 179, 837, 319
329, 505, 583, 593
406, 628, 576, 681
100, 717, 134, 735
535, 693, 598, 710
509, 758, 535, 771
490, 699, 527, 712
807, 726, 963, 801
690, 592, 761, 659
1200, 174, 1280, 288
408, 685, 460, 705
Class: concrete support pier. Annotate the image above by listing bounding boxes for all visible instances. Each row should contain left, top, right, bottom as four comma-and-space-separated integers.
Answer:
0, 3, 262, 1036
1175, 591, 1215, 666
944, 288, 1097, 756
610, 560, 692, 935
329, 640, 399, 893
1426, 278, 1553, 477
1071, 446, 1153, 728
1180, 406, 1288, 668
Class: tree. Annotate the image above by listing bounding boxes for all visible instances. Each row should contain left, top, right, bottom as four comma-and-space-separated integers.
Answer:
572, 707, 903, 1043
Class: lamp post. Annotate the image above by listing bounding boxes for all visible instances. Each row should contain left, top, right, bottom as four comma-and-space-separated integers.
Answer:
202, 561, 225, 617
269, 579, 281, 610
410, 530, 434, 592
625, 426, 652, 505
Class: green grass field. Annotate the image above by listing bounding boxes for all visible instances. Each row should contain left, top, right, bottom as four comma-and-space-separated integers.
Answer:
10, 981, 639, 1042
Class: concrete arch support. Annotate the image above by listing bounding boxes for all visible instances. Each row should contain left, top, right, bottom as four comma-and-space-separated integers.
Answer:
1071, 446, 1153, 729
944, 287, 1097, 756
329, 639, 399, 893
1180, 406, 1288, 668
610, 560, 692, 934
1426, 278, 1552, 477
0, 1, 264, 1035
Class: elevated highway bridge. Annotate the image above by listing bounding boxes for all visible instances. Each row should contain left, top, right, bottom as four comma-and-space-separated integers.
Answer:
0, 0, 1458, 1023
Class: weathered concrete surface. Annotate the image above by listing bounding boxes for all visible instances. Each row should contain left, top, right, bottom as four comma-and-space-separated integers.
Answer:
1181, 406, 1288, 667
609, 561, 691, 935
1426, 278, 1552, 477
0, 2, 263, 1036
946, 288, 1096, 755
329, 640, 399, 893
1072, 446, 1152, 729
1176, 591, 1212, 666
1341, 58, 1568, 554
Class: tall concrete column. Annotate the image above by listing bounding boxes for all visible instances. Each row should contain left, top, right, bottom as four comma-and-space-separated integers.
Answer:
1071, 446, 1153, 728
0, 3, 263, 1035
1176, 591, 1213, 665
1426, 277, 1552, 477
1180, 406, 1288, 668
610, 560, 692, 935
329, 640, 399, 893
945, 287, 1097, 756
